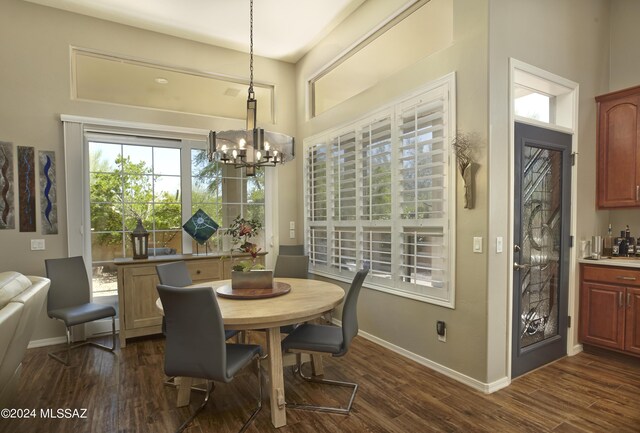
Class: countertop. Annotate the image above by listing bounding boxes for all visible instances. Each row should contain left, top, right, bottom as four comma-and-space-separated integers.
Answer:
578, 257, 640, 269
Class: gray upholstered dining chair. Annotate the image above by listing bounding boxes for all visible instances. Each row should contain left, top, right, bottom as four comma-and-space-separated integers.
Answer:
278, 245, 305, 255
44, 256, 116, 366
157, 284, 263, 433
281, 268, 368, 415
156, 261, 192, 287
155, 261, 239, 341
273, 255, 309, 279
273, 255, 310, 334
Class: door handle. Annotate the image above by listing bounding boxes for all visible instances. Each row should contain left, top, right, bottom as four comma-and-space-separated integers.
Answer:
513, 262, 530, 270
628, 292, 632, 308
619, 292, 624, 308
636, 185, 639, 201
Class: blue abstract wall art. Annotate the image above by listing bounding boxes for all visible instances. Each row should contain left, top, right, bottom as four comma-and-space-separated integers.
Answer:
39, 150, 58, 234
0, 141, 15, 230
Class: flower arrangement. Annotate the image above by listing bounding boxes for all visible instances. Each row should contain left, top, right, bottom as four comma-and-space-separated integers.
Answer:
227, 215, 263, 271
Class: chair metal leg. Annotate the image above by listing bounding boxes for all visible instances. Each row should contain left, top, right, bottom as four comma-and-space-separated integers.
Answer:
286, 355, 358, 415
173, 355, 263, 433
48, 316, 117, 366
239, 355, 263, 433
175, 381, 213, 433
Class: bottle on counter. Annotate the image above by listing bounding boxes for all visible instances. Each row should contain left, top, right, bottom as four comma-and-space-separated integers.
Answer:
636, 238, 640, 257
603, 224, 614, 257
626, 225, 635, 256
616, 230, 627, 256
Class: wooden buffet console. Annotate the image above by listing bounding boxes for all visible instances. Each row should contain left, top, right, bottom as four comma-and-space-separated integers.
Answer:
115, 253, 265, 347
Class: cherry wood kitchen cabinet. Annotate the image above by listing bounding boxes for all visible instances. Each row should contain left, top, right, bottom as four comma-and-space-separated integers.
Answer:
580, 264, 640, 357
115, 252, 265, 347
596, 85, 640, 208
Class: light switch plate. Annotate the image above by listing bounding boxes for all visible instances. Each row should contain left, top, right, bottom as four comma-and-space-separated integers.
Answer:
289, 229, 295, 239
31, 239, 45, 250
473, 237, 482, 253
289, 221, 295, 230
496, 236, 503, 253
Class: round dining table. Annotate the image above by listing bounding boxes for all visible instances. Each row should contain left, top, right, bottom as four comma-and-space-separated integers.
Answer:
155, 277, 345, 428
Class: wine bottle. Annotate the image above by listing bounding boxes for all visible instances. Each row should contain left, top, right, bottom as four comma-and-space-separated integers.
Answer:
603, 224, 614, 257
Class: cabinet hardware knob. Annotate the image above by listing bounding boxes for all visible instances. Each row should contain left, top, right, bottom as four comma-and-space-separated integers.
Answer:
615, 276, 636, 281
196, 270, 201, 274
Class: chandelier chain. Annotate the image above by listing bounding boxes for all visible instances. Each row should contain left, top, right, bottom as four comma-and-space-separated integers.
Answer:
248, 0, 254, 99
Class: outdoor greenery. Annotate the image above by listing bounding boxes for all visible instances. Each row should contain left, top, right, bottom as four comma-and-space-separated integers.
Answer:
90, 152, 180, 247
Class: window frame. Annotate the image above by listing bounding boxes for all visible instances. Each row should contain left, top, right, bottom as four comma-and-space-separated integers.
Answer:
62, 116, 275, 302
303, 73, 456, 307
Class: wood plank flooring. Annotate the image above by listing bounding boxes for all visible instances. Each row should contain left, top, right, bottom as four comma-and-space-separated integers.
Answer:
1, 334, 639, 433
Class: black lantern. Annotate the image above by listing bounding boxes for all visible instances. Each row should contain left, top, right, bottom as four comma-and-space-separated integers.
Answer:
131, 219, 149, 259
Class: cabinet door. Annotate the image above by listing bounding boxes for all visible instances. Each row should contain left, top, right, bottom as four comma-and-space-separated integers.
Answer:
597, 95, 640, 208
579, 282, 625, 349
625, 287, 640, 355
123, 266, 163, 330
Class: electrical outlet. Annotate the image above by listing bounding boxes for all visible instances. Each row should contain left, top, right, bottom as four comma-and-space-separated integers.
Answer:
436, 321, 446, 342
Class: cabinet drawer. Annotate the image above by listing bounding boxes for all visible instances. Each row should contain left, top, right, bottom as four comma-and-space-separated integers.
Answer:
582, 265, 640, 286
187, 260, 222, 282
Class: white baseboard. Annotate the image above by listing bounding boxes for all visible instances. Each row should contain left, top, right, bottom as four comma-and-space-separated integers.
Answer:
333, 318, 510, 394
27, 336, 67, 349
569, 344, 583, 356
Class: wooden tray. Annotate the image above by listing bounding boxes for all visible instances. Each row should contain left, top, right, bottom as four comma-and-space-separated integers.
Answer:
216, 282, 291, 299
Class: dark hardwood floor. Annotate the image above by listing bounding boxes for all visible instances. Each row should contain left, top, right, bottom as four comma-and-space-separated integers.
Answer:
1, 334, 639, 433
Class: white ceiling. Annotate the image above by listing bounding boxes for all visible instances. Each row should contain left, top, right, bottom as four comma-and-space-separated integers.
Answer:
23, 0, 366, 63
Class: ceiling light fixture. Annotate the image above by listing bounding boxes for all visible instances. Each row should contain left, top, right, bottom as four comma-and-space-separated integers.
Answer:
207, 0, 294, 177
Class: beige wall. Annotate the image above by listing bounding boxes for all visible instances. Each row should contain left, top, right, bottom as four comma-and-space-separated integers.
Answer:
488, 0, 610, 381
603, 0, 640, 233
296, 0, 491, 382
0, 0, 296, 340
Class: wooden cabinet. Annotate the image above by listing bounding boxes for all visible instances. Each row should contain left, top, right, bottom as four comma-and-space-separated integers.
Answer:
596, 85, 640, 208
579, 264, 640, 357
115, 253, 265, 347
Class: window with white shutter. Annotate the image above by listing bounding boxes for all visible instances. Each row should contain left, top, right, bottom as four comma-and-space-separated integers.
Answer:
303, 73, 455, 307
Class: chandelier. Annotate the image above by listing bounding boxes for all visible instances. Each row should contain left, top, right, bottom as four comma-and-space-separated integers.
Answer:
207, 0, 295, 176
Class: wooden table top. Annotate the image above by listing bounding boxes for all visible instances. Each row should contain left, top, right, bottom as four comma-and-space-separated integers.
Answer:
156, 278, 344, 330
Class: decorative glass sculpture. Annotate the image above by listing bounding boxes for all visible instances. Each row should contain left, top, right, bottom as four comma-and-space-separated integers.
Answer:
182, 209, 219, 245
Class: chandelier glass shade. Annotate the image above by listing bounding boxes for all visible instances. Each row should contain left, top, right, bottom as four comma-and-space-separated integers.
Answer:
207, 0, 294, 176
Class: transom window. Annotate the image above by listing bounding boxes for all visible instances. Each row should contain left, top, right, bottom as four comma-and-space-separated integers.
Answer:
304, 75, 456, 306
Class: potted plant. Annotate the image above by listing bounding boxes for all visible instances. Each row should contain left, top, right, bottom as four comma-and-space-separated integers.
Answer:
227, 216, 272, 289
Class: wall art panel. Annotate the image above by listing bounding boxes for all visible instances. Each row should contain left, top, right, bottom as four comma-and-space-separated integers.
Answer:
18, 146, 36, 232
0, 141, 15, 229
39, 150, 58, 234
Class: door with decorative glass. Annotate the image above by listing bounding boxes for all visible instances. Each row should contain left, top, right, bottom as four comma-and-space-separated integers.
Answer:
512, 122, 572, 378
